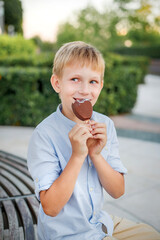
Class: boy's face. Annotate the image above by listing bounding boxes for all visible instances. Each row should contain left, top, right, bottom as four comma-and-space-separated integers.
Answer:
51, 63, 103, 122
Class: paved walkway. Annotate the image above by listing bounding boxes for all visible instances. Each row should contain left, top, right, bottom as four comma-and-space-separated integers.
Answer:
110, 74, 160, 143
0, 74, 160, 232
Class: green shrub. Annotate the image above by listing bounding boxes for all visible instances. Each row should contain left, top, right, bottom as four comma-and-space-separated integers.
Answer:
105, 53, 150, 83
0, 51, 149, 82
0, 53, 149, 126
0, 35, 36, 56
94, 65, 141, 115
114, 45, 160, 59
94, 53, 148, 115
0, 53, 54, 68
0, 67, 60, 126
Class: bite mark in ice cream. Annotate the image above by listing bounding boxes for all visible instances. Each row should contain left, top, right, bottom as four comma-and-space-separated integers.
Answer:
72, 99, 93, 121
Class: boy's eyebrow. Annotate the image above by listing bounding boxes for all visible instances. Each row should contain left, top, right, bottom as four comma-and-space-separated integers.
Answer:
70, 74, 81, 77
69, 72, 100, 77
91, 75, 101, 79
70, 74, 101, 80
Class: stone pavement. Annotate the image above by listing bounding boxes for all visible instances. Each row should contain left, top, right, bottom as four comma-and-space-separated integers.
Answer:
0, 74, 160, 232
110, 74, 160, 143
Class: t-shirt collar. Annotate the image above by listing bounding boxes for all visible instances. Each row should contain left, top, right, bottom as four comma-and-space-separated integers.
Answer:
56, 104, 76, 128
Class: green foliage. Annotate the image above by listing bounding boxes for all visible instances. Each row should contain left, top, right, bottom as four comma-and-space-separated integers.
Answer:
56, 23, 80, 48
0, 52, 149, 126
94, 54, 147, 115
114, 0, 160, 46
31, 36, 57, 53
114, 45, 160, 59
55, 1, 160, 54
0, 1, 154, 126
2, 0, 23, 33
0, 67, 60, 126
0, 53, 54, 67
107, 53, 150, 82
0, 35, 36, 56
56, 6, 116, 52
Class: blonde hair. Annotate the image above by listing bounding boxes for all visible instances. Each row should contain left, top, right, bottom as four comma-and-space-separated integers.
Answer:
52, 41, 105, 80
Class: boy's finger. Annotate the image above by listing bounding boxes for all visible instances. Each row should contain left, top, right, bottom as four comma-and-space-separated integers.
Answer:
91, 127, 106, 135
93, 133, 106, 140
81, 132, 93, 141
69, 123, 91, 137
90, 121, 106, 129
72, 125, 92, 139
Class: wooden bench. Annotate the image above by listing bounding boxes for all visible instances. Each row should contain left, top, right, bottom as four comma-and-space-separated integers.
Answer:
0, 151, 39, 240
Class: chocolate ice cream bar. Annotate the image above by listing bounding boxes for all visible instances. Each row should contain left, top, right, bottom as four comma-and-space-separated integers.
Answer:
72, 99, 93, 121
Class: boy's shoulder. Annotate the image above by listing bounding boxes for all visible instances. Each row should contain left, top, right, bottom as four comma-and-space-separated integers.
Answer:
36, 111, 58, 133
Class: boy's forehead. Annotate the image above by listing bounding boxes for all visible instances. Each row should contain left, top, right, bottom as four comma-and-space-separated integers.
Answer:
65, 61, 102, 73
63, 62, 102, 76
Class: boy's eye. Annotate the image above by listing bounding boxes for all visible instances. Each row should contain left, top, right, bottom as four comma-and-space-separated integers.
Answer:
71, 78, 78, 82
90, 80, 98, 84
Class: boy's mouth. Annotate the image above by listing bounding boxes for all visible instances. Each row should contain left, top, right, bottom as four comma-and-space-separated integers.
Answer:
73, 98, 90, 103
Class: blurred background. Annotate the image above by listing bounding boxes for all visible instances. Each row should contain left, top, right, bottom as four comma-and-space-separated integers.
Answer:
0, 0, 160, 234
0, 0, 160, 126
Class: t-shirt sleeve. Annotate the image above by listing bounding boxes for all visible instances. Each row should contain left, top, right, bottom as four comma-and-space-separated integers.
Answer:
27, 127, 61, 200
102, 119, 127, 174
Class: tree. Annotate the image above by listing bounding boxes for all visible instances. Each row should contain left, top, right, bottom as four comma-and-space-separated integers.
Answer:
114, 0, 160, 46
56, 6, 119, 53
2, 0, 23, 33
55, 0, 160, 54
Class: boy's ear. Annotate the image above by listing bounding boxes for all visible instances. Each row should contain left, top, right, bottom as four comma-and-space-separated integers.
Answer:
101, 80, 104, 89
50, 74, 60, 93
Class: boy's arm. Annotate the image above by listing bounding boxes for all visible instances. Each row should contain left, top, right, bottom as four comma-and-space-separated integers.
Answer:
40, 154, 84, 217
90, 154, 125, 199
88, 121, 125, 199
40, 123, 92, 217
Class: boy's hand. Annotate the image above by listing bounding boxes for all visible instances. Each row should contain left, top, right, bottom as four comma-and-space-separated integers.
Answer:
87, 121, 107, 158
69, 123, 93, 159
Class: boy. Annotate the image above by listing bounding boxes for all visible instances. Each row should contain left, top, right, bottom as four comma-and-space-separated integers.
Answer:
27, 41, 160, 239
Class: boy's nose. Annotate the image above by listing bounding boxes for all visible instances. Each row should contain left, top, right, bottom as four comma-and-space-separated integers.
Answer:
78, 82, 89, 95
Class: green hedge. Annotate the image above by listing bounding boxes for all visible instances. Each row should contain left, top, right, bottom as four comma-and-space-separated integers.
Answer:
94, 54, 145, 115
94, 65, 141, 115
0, 51, 149, 71
0, 35, 36, 56
0, 67, 60, 126
114, 45, 160, 59
0, 52, 149, 83
0, 36, 150, 126
94, 53, 149, 115
0, 54, 148, 126
0, 53, 54, 67
105, 53, 150, 83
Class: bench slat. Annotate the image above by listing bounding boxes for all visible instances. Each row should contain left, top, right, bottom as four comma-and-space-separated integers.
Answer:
1, 161, 35, 192
34, 224, 38, 240
1, 169, 31, 195
0, 151, 38, 239
26, 196, 39, 221
0, 188, 20, 240
1, 175, 36, 239
0, 201, 4, 240
0, 157, 29, 176
3, 229, 10, 240
16, 198, 35, 240
19, 226, 24, 240
0, 151, 27, 166
19, 227, 24, 240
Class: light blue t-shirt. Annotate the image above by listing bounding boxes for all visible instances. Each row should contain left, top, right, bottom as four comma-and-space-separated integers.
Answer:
27, 105, 127, 240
